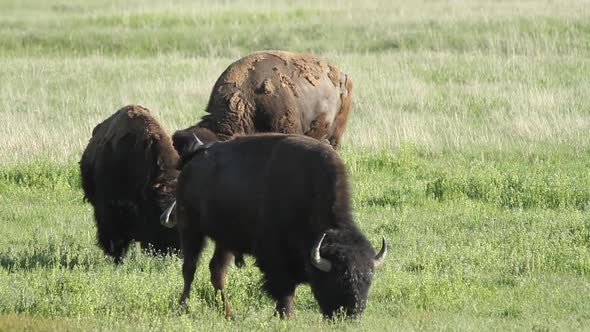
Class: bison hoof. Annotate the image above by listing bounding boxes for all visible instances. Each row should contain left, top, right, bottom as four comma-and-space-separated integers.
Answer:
274, 309, 295, 319
234, 255, 246, 268
177, 301, 189, 315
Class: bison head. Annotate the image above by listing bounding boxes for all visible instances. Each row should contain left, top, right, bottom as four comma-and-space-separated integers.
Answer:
160, 127, 219, 228
308, 229, 387, 319
172, 125, 219, 169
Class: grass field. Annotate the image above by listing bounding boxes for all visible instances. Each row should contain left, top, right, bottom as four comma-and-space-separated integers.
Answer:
1, 0, 590, 330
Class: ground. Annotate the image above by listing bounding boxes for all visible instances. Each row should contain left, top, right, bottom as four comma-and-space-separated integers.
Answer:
1, 0, 589, 330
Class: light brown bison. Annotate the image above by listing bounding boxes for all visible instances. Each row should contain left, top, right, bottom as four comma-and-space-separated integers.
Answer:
188, 50, 353, 148
79, 105, 183, 263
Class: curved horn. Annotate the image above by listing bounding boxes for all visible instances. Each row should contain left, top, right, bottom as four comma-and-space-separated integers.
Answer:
192, 133, 203, 146
373, 237, 388, 268
160, 200, 177, 228
310, 233, 332, 272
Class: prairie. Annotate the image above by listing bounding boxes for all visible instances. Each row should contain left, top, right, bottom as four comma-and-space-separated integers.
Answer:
1, 0, 589, 330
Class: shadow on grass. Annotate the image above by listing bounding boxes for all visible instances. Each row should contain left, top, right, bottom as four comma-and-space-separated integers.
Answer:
0, 244, 183, 272
0, 249, 96, 271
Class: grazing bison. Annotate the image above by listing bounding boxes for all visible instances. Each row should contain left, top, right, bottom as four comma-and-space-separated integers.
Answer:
79, 105, 183, 263
167, 133, 386, 319
185, 50, 353, 148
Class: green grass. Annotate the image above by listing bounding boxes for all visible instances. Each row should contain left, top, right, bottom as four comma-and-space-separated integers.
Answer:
1, 0, 590, 330
2, 149, 589, 331
1, 0, 590, 57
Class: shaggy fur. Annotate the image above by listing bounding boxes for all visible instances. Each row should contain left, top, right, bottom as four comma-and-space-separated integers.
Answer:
185, 51, 353, 148
175, 134, 380, 318
80, 105, 180, 263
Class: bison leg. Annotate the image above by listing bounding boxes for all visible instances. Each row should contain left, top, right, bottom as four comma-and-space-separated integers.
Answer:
234, 254, 245, 268
179, 235, 205, 306
259, 266, 297, 318
178, 206, 206, 307
209, 246, 234, 319
108, 237, 131, 265
95, 207, 131, 264
275, 292, 296, 319
256, 236, 297, 318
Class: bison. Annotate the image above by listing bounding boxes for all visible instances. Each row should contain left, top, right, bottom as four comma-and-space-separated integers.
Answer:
184, 50, 353, 148
166, 133, 386, 319
80, 105, 184, 263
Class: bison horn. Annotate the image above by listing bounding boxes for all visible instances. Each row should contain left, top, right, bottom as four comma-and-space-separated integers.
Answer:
373, 237, 388, 268
310, 233, 332, 272
192, 133, 203, 146
160, 200, 177, 228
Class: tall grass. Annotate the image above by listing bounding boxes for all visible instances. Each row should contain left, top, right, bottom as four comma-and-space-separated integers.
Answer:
1, 0, 590, 162
1, 52, 589, 162
1, 0, 589, 57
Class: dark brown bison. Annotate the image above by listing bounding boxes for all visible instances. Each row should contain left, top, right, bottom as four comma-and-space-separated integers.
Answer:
185, 50, 353, 148
166, 133, 386, 319
79, 105, 183, 263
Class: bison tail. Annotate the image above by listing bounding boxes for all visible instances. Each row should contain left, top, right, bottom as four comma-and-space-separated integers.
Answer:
329, 73, 353, 148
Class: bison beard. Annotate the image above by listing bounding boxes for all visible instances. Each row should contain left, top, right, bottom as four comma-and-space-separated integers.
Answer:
79, 105, 181, 263
173, 133, 386, 319
181, 50, 353, 149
